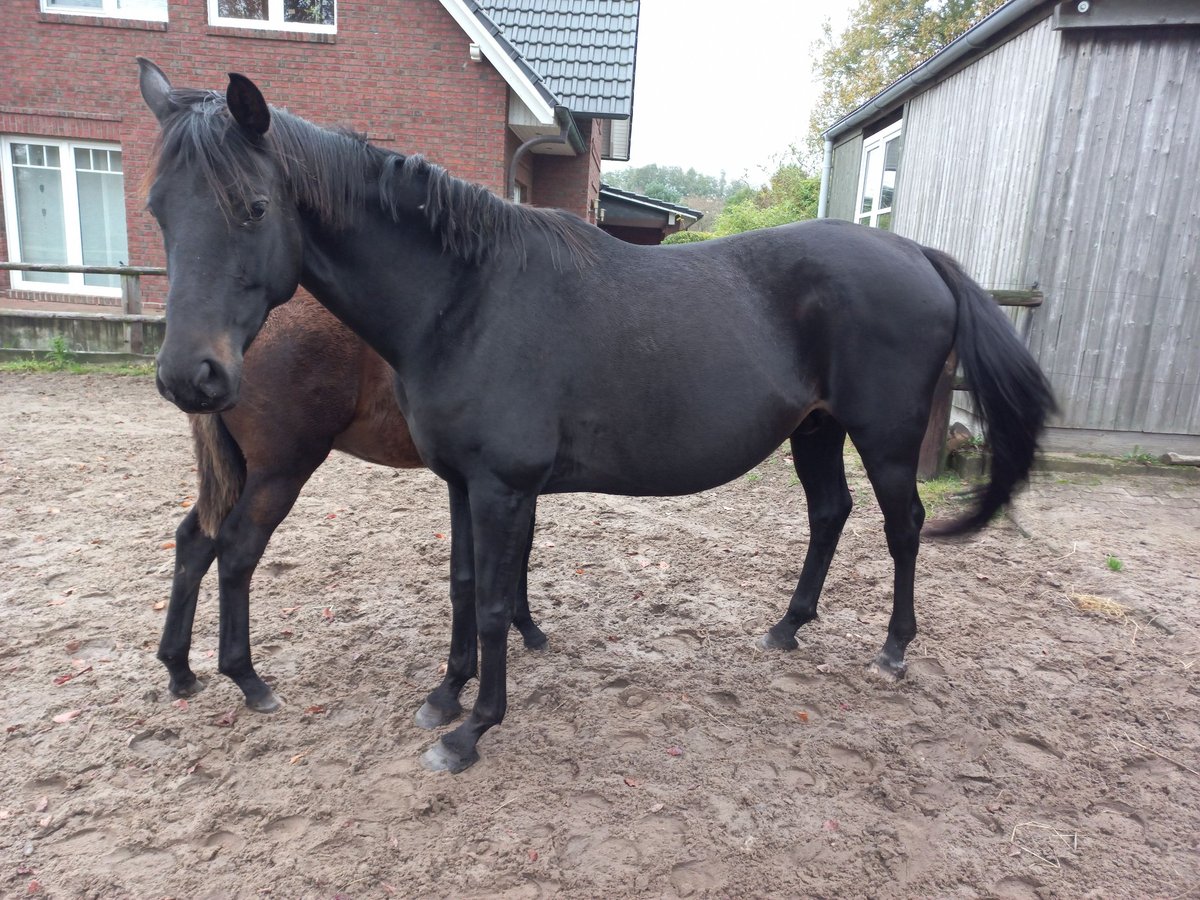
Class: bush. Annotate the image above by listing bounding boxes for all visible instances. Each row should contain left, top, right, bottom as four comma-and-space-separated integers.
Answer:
661, 231, 714, 245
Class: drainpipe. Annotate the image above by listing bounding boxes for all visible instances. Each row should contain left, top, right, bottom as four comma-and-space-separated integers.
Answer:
506, 107, 584, 202
817, 137, 833, 219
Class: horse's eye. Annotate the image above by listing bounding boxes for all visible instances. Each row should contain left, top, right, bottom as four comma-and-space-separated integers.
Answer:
248, 199, 269, 221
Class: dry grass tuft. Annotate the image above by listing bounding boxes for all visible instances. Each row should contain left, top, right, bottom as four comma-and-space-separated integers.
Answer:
1070, 592, 1128, 618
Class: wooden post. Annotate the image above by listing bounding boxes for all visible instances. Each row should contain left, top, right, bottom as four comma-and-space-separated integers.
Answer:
121, 273, 144, 355
918, 351, 957, 480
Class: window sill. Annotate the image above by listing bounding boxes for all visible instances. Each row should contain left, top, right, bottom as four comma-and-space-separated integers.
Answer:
37, 11, 167, 30
206, 24, 336, 43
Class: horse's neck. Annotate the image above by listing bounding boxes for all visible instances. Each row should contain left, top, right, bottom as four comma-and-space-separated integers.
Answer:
297, 208, 455, 371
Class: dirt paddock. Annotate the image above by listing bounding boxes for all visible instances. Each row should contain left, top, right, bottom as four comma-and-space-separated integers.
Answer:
1, 371, 1198, 898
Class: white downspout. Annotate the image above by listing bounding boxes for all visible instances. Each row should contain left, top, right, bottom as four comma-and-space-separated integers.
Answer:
817, 137, 833, 219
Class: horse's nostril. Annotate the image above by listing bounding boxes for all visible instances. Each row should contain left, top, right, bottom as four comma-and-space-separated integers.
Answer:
193, 359, 225, 399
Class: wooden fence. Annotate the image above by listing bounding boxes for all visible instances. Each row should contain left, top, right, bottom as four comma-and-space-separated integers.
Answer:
918, 288, 1043, 478
0, 262, 166, 355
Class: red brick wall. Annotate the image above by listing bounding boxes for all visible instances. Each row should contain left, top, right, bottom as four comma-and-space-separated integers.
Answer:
0, 0, 516, 307
531, 117, 603, 222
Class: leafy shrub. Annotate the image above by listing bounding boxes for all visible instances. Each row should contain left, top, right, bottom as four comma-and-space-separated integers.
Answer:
661, 231, 714, 245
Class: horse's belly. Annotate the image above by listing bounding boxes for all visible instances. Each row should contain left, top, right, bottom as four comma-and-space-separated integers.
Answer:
545, 406, 802, 497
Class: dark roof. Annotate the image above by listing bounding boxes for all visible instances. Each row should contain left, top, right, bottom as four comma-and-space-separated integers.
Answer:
471, 0, 639, 118
599, 184, 703, 220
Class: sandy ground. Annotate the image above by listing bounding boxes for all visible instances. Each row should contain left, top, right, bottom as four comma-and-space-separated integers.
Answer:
1, 371, 1198, 899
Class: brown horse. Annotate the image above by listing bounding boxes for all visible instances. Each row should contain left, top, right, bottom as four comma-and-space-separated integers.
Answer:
159, 290, 546, 712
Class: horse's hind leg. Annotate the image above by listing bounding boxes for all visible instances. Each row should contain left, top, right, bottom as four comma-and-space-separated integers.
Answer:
215, 466, 316, 712
853, 432, 926, 679
760, 418, 852, 650
160, 508, 217, 697
513, 511, 547, 650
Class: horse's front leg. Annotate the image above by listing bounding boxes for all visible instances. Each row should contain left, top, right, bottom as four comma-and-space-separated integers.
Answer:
159, 507, 218, 697
421, 480, 536, 773
214, 469, 311, 712
415, 483, 477, 729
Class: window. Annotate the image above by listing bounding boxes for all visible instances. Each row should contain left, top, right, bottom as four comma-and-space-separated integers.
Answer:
855, 120, 901, 230
209, 0, 336, 31
41, 0, 167, 21
1, 138, 129, 295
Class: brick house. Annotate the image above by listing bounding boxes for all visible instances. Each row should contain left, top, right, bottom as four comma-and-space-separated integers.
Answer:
0, 0, 639, 310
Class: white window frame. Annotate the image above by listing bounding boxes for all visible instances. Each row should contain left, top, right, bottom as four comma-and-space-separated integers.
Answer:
40, 0, 168, 22
854, 119, 902, 229
1, 136, 128, 298
208, 0, 336, 33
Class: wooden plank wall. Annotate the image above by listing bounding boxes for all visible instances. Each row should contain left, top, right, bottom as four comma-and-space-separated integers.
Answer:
1022, 28, 1200, 436
892, 17, 1060, 292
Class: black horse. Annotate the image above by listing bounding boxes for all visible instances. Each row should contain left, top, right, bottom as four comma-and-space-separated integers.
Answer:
139, 60, 1054, 773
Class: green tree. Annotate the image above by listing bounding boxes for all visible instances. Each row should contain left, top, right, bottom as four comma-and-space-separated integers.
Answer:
807, 0, 1005, 156
604, 164, 749, 202
710, 149, 821, 236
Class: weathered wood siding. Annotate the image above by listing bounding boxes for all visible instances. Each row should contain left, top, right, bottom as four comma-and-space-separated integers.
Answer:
1022, 29, 1200, 436
892, 18, 1061, 291
827, 133, 863, 223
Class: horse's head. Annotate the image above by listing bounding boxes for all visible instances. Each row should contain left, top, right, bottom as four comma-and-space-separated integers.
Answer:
139, 59, 303, 413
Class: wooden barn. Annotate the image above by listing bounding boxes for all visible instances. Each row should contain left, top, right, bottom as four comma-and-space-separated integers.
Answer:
818, 0, 1200, 455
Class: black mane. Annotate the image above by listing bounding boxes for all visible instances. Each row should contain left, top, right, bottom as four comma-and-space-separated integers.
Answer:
150, 88, 591, 269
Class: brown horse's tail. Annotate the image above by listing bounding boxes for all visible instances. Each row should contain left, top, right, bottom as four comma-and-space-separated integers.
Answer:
920, 247, 1057, 537
190, 413, 246, 539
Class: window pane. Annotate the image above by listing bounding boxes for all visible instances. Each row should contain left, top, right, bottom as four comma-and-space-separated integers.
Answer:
76, 160, 128, 289
46, 0, 104, 8
876, 212, 892, 231
218, 0, 268, 19
13, 161, 70, 284
859, 146, 880, 215
880, 136, 900, 211
284, 0, 334, 24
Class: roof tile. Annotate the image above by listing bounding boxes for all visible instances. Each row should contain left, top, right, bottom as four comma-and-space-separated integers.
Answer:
472, 0, 639, 118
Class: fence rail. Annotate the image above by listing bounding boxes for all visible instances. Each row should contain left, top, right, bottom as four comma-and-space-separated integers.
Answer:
1, 261, 167, 354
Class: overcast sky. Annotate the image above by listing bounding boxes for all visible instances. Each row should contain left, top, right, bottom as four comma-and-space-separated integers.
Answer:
604, 0, 860, 185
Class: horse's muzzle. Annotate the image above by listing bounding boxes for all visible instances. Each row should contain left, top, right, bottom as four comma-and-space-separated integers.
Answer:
155, 355, 239, 413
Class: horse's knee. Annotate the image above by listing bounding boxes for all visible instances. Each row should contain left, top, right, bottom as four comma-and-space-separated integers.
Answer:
809, 491, 852, 538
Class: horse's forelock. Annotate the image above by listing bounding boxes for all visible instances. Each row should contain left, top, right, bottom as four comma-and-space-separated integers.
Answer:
149, 90, 279, 222
149, 92, 370, 227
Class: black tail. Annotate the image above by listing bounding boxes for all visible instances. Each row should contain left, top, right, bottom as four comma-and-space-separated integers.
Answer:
190, 413, 246, 539
921, 247, 1056, 537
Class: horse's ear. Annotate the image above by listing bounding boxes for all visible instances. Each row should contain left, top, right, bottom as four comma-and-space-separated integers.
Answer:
226, 73, 271, 138
137, 57, 175, 124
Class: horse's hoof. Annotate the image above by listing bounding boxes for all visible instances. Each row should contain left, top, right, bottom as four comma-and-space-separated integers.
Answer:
867, 655, 907, 681
523, 632, 549, 652
169, 676, 206, 698
245, 688, 283, 713
757, 631, 798, 651
420, 739, 479, 774
414, 700, 461, 730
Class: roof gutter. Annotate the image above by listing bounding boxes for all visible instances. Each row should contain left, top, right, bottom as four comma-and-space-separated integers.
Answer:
821, 0, 1048, 142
